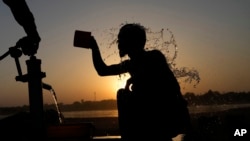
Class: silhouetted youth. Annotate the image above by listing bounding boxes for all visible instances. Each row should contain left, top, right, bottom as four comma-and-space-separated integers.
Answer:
89, 23, 191, 141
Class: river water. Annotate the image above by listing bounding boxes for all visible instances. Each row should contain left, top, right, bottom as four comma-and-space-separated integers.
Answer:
62, 103, 250, 118
1, 104, 250, 119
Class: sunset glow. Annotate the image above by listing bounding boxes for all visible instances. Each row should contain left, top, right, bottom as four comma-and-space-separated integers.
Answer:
0, 0, 250, 106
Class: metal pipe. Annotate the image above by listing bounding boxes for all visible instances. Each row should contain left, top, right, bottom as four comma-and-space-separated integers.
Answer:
26, 56, 46, 140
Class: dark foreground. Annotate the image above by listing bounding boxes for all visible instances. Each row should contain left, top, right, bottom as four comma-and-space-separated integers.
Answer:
64, 106, 250, 141
1, 106, 250, 141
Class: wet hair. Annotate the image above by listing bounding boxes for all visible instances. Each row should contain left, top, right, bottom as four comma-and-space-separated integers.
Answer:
118, 23, 146, 48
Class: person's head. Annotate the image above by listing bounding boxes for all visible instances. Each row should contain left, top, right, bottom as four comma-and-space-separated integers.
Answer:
117, 23, 146, 57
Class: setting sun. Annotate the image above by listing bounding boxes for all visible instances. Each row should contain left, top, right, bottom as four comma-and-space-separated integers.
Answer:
110, 73, 130, 94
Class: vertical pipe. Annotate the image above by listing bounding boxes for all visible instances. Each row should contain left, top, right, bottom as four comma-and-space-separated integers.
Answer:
26, 56, 45, 140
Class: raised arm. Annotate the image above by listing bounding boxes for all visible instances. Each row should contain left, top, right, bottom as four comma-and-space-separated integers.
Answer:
3, 0, 40, 39
3, 0, 41, 56
90, 36, 128, 76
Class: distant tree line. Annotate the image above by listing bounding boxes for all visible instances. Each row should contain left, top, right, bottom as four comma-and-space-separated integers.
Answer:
184, 90, 250, 106
0, 99, 117, 115
48, 99, 117, 112
1, 90, 250, 115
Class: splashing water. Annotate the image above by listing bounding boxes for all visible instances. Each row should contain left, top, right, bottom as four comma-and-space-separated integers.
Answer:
49, 88, 64, 124
94, 23, 200, 88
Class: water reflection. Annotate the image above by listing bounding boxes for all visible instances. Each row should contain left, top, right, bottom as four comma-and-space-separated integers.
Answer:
61, 104, 250, 118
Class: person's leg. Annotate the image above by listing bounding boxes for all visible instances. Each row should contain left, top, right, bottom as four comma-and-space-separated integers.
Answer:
117, 89, 133, 141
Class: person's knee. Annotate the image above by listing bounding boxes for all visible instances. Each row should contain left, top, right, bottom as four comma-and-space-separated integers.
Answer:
117, 88, 130, 100
117, 88, 125, 97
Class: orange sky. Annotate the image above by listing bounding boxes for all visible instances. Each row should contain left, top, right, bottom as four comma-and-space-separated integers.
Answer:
0, 0, 250, 106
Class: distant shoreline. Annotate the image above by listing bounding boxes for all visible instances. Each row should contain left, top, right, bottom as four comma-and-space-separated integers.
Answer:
1, 90, 250, 112
1, 103, 250, 116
